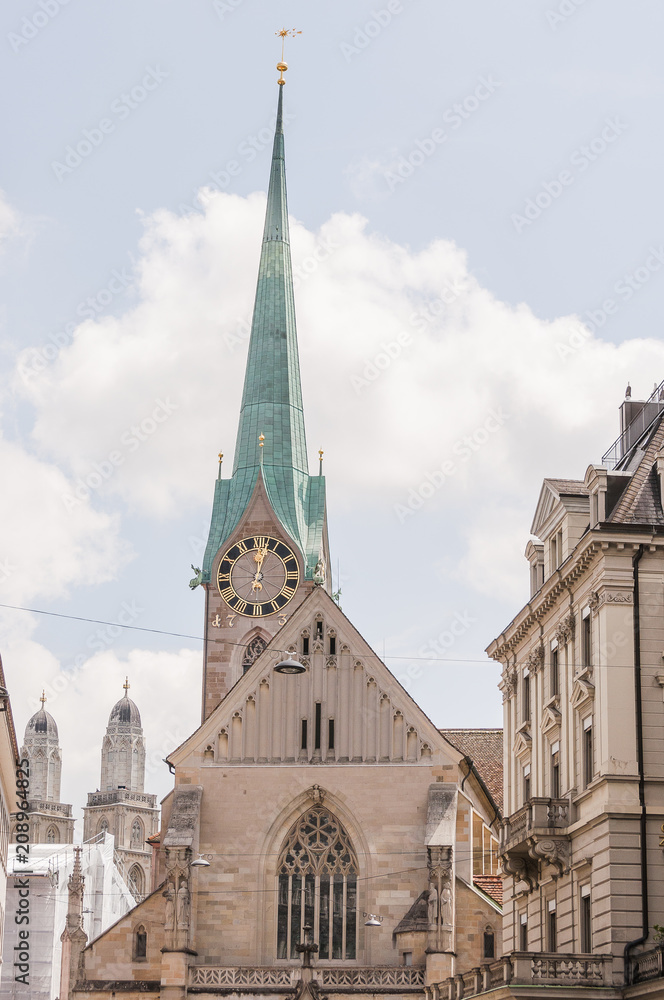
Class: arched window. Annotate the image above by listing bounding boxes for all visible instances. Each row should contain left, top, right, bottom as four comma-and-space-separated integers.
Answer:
46, 827, 57, 844
128, 864, 145, 900
483, 925, 495, 960
242, 635, 267, 673
131, 818, 144, 847
133, 924, 147, 960
277, 807, 357, 961
98, 817, 109, 836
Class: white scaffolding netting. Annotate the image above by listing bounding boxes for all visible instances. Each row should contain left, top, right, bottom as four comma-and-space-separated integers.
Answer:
0, 835, 135, 1000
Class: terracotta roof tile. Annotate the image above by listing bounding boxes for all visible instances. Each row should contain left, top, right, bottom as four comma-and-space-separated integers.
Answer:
473, 875, 503, 907
440, 728, 503, 812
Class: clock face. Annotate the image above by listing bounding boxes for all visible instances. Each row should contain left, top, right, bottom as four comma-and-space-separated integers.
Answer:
217, 536, 300, 617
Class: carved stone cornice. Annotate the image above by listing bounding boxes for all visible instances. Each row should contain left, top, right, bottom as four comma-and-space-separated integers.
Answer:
500, 663, 518, 701
488, 541, 600, 660
589, 588, 632, 611
500, 851, 537, 891
554, 612, 576, 645
527, 835, 571, 876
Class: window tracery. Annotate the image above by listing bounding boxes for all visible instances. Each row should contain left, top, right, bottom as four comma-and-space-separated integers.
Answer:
277, 807, 358, 961
242, 635, 267, 673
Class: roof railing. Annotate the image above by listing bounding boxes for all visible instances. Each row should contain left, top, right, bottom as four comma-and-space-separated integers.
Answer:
601, 379, 664, 469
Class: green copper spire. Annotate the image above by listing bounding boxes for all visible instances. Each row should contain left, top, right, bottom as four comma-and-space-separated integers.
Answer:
233, 84, 308, 484
202, 84, 327, 582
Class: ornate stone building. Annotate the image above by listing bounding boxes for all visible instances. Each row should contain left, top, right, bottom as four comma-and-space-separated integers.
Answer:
70, 70, 503, 1000
443, 385, 664, 1000
82, 681, 159, 901
14, 693, 74, 845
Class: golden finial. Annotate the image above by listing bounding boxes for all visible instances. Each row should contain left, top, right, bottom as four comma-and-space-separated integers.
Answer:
275, 28, 301, 85
123, 676, 130, 694
217, 450, 224, 481
40, 690, 46, 707
318, 448, 324, 474
259, 433, 265, 448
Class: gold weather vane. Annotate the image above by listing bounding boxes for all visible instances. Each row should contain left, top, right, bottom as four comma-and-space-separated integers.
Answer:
275, 28, 302, 85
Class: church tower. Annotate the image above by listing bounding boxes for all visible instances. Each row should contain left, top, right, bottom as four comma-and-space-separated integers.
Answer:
15, 693, 74, 844
82, 681, 158, 900
198, 79, 330, 720
69, 61, 503, 999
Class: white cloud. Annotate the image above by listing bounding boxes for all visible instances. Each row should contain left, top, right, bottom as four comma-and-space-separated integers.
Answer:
13, 190, 664, 598
0, 434, 130, 607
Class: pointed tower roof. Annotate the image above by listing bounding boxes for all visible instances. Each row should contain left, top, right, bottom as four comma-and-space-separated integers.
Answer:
203, 80, 327, 581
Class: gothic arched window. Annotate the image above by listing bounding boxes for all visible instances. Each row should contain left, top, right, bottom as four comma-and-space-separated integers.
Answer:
242, 635, 267, 673
131, 818, 144, 846
128, 864, 145, 900
98, 817, 109, 836
46, 827, 57, 844
133, 924, 147, 960
277, 807, 358, 961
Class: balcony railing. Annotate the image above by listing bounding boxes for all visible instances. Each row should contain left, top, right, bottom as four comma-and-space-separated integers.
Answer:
190, 966, 425, 991
435, 952, 612, 998
629, 946, 664, 984
500, 797, 569, 853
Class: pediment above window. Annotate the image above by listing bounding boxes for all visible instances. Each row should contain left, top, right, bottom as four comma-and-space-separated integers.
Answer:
513, 731, 532, 760
570, 676, 595, 712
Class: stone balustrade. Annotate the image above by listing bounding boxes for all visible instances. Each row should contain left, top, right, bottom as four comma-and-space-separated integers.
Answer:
432, 952, 613, 999
500, 798, 570, 853
629, 945, 664, 984
190, 966, 426, 991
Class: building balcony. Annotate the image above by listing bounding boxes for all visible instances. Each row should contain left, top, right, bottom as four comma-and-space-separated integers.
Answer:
190, 966, 426, 991
500, 798, 571, 887
629, 945, 664, 985
433, 952, 613, 999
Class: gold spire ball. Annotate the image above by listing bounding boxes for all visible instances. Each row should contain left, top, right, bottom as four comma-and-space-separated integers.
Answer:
276, 28, 301, 85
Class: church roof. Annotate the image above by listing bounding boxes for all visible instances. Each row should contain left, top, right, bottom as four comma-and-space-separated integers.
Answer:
108, 693, 141, 728
473, 874, 503, 907
202, 84, 326, 582
440, 728, 503, 812
26, 707, 58, 739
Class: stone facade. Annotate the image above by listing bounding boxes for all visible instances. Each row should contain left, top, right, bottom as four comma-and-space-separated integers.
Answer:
70, 76, 504, 1000
445, 388, 664, 1000
82, 685, 158, 901
14, 694, 74, 845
